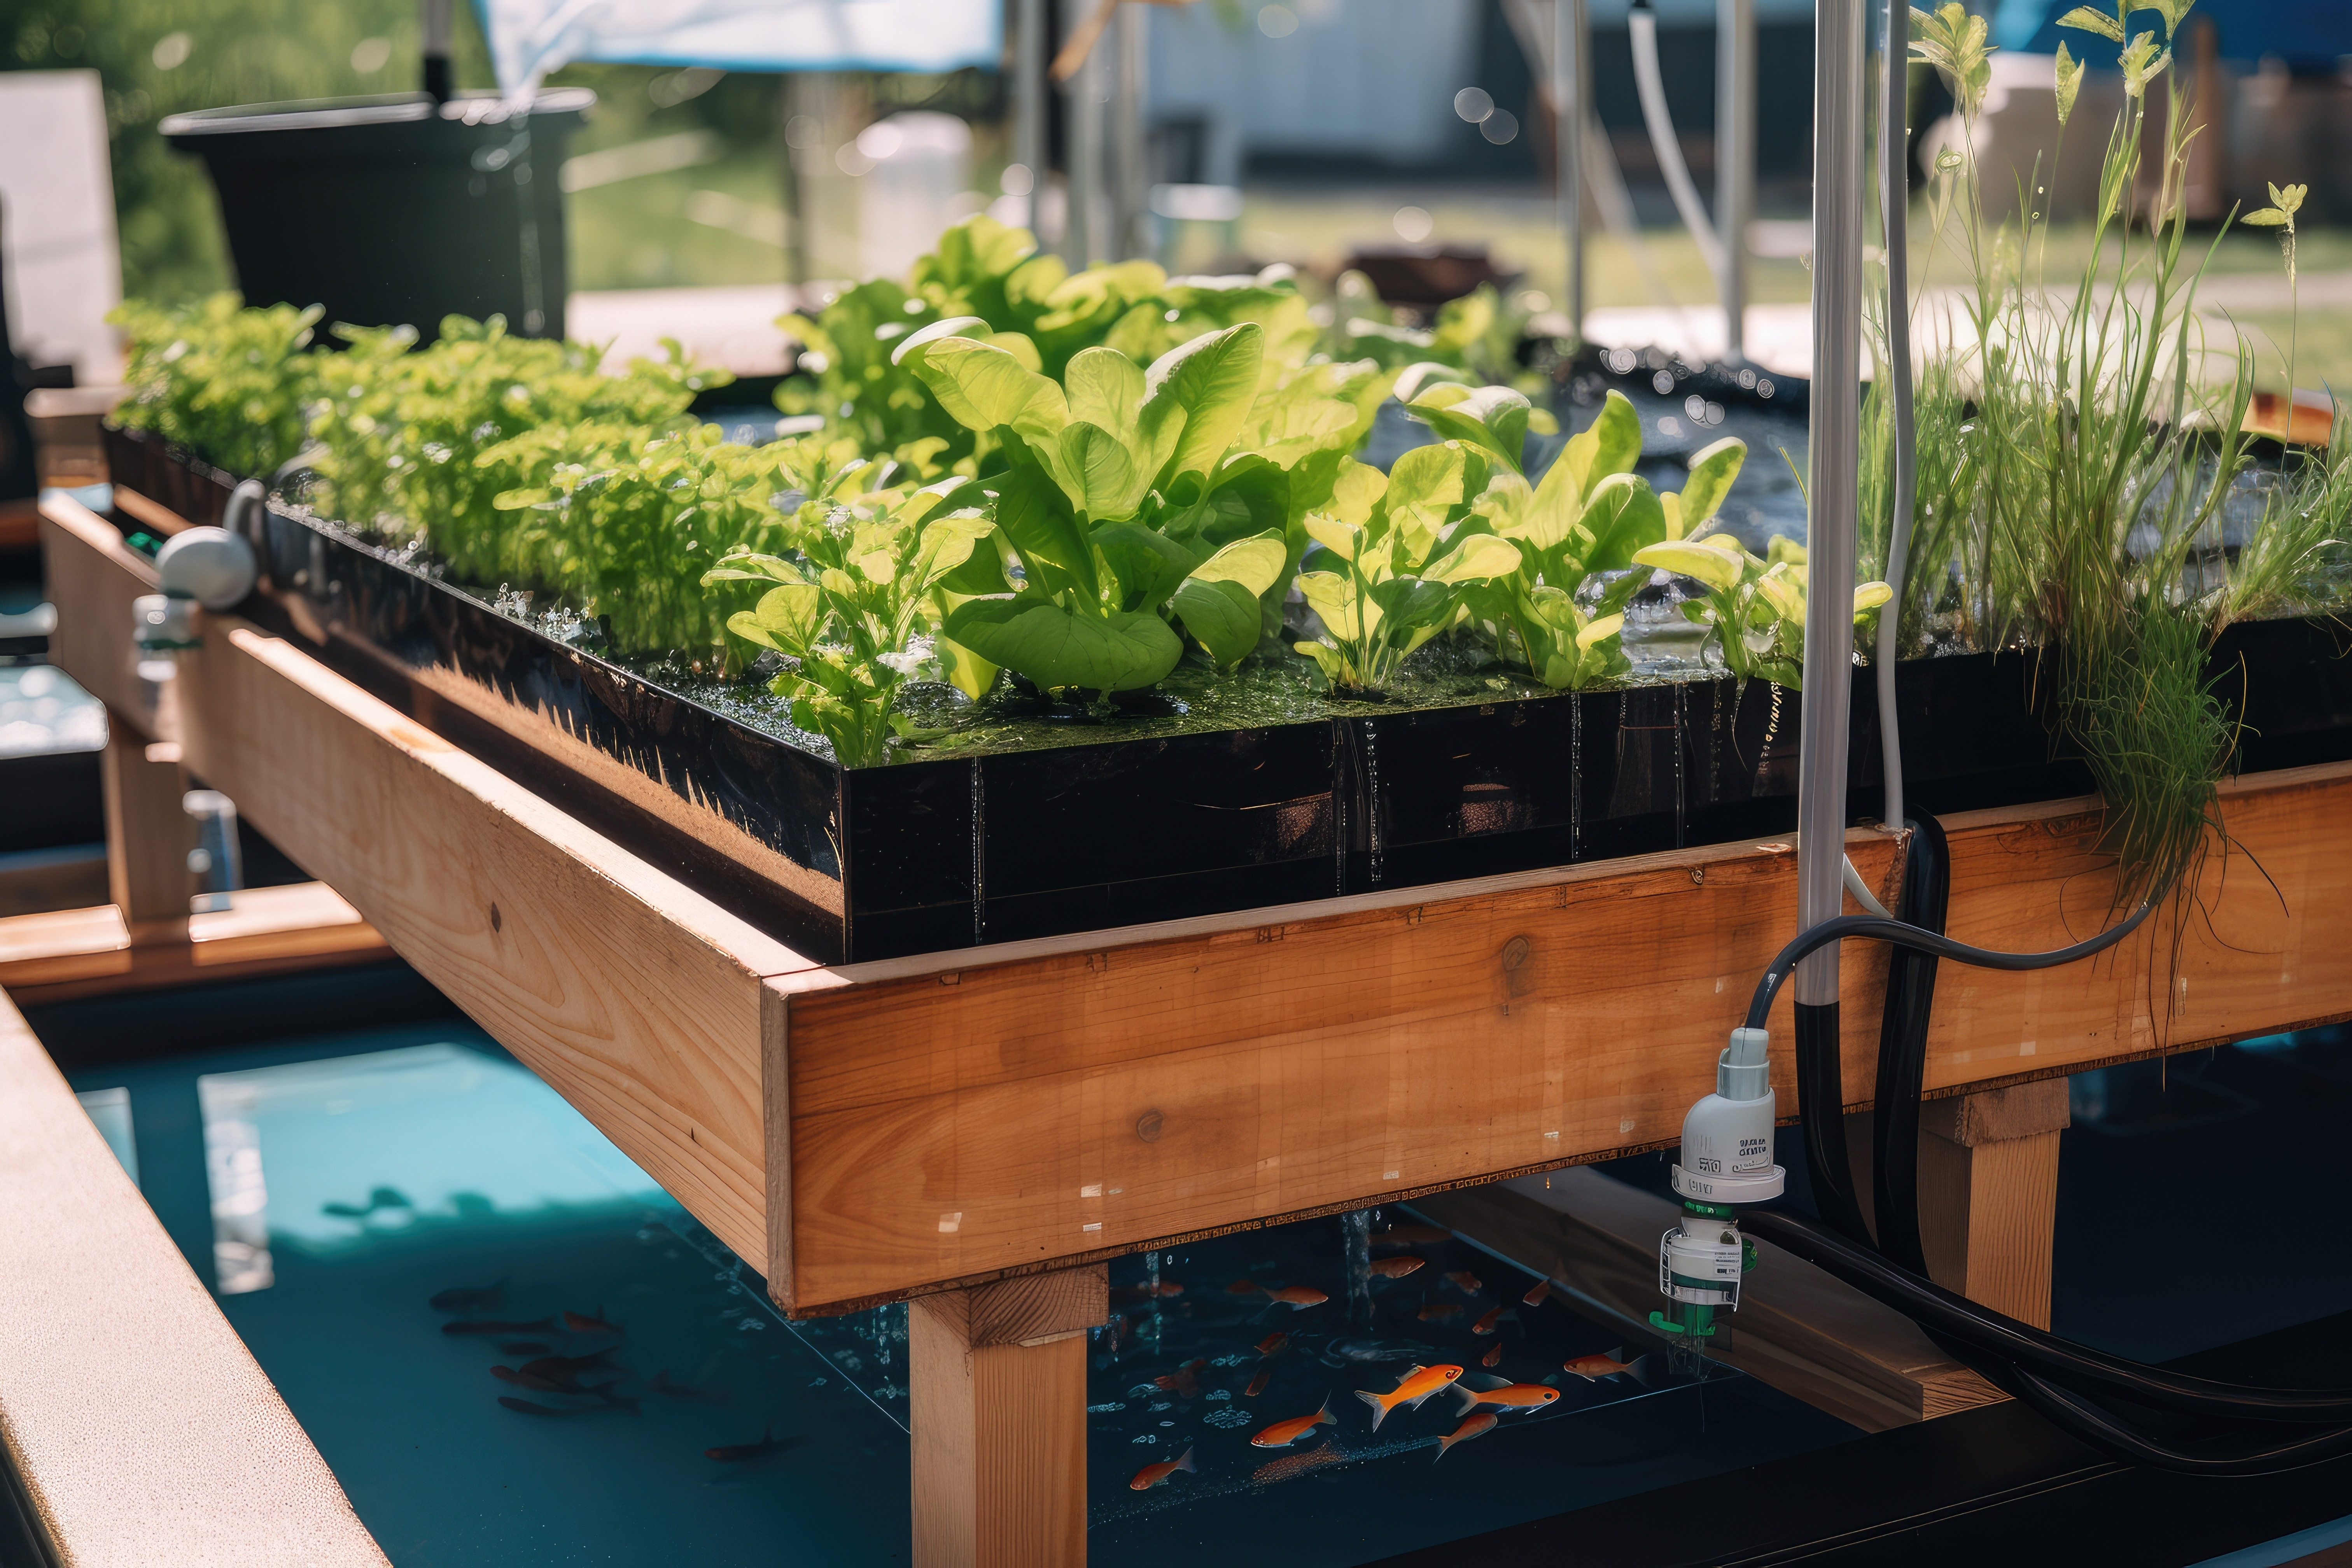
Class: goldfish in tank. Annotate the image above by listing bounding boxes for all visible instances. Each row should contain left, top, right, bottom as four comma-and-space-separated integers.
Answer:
1435, 1412, 1497, 1459
1481, 1342, 1504, 1368
1262, 1285, 1328, 1310
1252, 1396, 1338, 1447
1442, 1271, 1483, 1295
1418, 1302, 1463, 1323
1354, 1364, 1463, 1430
1154, 1358, 1208, 1398
1130, 1447, 1197, 1490
1562, 1348, 1652, 1384
1451, 1380, 1560, 1413
1368, 1256, 1424, 1280
1244, 1365, 1272, 1397
1255, 1331, 1289, 1358
1522, 1279, 1552, 1308
1471, 1306, 1515, 1335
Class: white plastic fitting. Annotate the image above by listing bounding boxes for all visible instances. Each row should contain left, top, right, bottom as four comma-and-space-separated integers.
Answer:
1670, 1026, 1787, 1203
155, 525, 259, 611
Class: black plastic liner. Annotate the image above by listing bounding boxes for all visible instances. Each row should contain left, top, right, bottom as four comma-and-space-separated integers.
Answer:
102, 424, 2352, 964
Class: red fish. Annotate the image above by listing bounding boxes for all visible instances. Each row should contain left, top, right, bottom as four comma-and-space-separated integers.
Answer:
1481, 1342, 1504, 1368
1368, 1256, 1424, 1280
1418, 1302, 1463, 1323
1522, 1279, 1552, 1308
563, 1307, 621, 1335
1244, 1365, 1272, 1398
1471, 1306, 1514, 1335
1443, 1271, 1483, 1295
1263, 1286, 1328, 1310
1130, 1446, 1197, 1490
1562, 1348, 1650, 1384
1228, 1279, 1265, 1297
1154, 1358, 1208, 1398
1453, 1382, 1560, 1413
1252, 1396, 1338, 1448
1256, 1332, 1290, 1358
1354, 1364, 1464, 1431
1435, 1412, 1498, 1459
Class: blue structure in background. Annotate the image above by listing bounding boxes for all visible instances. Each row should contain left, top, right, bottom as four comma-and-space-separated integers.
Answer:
1991, 0, 2352, 70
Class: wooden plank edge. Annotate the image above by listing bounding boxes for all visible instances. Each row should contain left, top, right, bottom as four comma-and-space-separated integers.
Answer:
106, 484, 194, 537
39, 492, 156, 580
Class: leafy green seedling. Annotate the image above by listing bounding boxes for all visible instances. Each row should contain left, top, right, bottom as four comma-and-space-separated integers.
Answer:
1636, 531, 1892, 688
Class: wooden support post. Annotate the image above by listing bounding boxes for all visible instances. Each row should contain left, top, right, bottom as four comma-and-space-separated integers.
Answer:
100, 707, 189, 942
1918, 1079, 2071, 1329
909, 1265, 1106, 1568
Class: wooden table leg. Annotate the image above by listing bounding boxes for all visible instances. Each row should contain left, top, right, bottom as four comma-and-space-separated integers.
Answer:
1918, 1079, 2072, 1329
101, 707, 190, 943
909, 1265, 1106, 1568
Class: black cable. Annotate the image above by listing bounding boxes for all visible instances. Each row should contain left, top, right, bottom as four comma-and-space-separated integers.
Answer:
2011, 1366, 2352, 1475
1744, 896, 2158, 1031
1871, 810, 1948, 1276
1746, 1203, 2352, 1423
1795, 1001, 1872, 1246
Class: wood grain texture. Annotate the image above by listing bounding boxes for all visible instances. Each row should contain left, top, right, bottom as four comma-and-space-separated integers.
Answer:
0, 887, 388, 1000
102, 707, 191, 932
772, 828, 1907, 1314
170, 625, 810, 1272
0, 989, 390, 1566
910, 1286, 1090, 1568
1411, 1172, 2004, 1430
1919, 1084, 2069, 1330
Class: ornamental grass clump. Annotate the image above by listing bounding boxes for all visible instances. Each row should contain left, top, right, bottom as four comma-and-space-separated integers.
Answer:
111, 294, 321, 480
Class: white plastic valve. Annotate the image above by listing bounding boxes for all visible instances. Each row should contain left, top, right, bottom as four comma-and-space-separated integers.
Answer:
1670, 1026, 1787, 1204
155, 525, 259, 611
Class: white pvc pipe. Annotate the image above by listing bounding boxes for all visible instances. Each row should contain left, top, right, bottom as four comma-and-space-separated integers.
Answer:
1875, 0, 1915, 833
1556, 0, 1589, 329
1797, 0, 1866, 1006
1629, 2, 1728, 280
1716, 0, 1754, 360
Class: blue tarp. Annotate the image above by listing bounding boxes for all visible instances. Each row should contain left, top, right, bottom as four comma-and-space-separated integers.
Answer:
475, 0, 1003, 97
1992, 0, 2352, 72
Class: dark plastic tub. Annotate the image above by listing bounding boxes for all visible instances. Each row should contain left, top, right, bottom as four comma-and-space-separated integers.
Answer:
99, 425, 2352, 963
161, 90, 591, 341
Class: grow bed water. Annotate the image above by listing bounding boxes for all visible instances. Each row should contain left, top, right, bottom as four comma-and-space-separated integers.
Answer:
100, 394, 2352, 964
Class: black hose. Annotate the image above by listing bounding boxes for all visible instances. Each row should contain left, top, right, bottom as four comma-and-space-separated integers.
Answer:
2009, 1367, 2352, 1475
1745, 1206, 2352, 1424
1794, 1001, 1872, 1247
1744, 897, 2157, 1031
1870, 811, 1948, 1276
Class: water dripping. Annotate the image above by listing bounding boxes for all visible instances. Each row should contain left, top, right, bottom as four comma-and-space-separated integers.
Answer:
969, 757, 985, 946
1362, 719, 1385, 887
1146, 1250, 1163, 1357
1673, 682, 1688, 848
1341, 1209, 1373, 1334
1568, 698, 1584, 861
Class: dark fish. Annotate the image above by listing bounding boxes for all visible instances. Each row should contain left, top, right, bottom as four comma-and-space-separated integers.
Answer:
1153, 1358, 1208, 1399
1373, 1223, 1449, 1248
498, 1340, 552, 1357
442, 1318, 557, 1337
1522, 1279, 1552, 1309
428, 1281, 504, 1313
490, 1365, 573, 1395
705, 1421, 796, 1462
499, 1394, 639, 1417
520, 1350, 621, 1390
1442, 1271, 1483, 1296
651, 1371, 716, 1401
1367, 1256, 1424, 1281
1418, 1303, 1463, 1323
1244, 1366, 1272, 1398
324, 1186, 414, 1219
563, 1307, 622, 1335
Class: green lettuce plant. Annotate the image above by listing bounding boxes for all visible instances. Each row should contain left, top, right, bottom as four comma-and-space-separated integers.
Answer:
110, 293, 321, 480
1638, 530, 1892, 688
701, 476, 997, 767
894, 319, 1334, 697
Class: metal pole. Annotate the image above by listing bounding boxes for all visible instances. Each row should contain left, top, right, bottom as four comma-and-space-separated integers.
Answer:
1064, 6, 1103, 268
1555, 0, 1588, 334
1797, 0, 1866, 1008
1017, 0, 1048, 230
1716, 0, 1754, 362
1113, 0, 1150, 260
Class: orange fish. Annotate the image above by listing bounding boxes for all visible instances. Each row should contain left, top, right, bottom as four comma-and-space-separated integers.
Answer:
1435, 1412, 1498, 1459
1154, 1358, 1208, 1398
1354, 1364, 1464, 1431
1522, 1279, 1552, 1308
1471, 1306, 1514, 1335
1443, 1271, 1483, 1295
1368, 1256, 1424, 1280
1228, 1279, 1265, 1297
1418, 1302, 1463, 1323
1453, 1382, 1560, 1413
1130, 1446, 1197, 1490
1481, 1342, 1504, 1368
1244, 1365, 1272, 1398
1263, 1286, 1328, 1310
1256, 1332, 1290, 1358
1252, 1396, 1338, 1448
562, 1308, 621, 1335
1562, 1348, 1648, 1383
1374, 1223, 1449, 1247
1157, 1281, 1185, 1297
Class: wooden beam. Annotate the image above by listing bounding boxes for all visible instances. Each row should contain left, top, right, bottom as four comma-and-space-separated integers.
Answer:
38, 501, 157, 722
0, 885, 388, 1001
909, 1266, 1104, 1568
101, 708, 191, 940
1918, 1079, 2071, 1330
1412, 1171, 2004, 1431
0, 987, 390, 1565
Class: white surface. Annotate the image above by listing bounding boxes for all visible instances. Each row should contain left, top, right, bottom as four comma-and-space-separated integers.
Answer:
0, 70, 121, 385
568, 282, 800, 376
481, 0, 1003, 98
855, 112, 973, 282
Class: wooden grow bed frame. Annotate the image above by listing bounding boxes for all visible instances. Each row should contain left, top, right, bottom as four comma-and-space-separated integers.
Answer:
34, 487, 2352, 1564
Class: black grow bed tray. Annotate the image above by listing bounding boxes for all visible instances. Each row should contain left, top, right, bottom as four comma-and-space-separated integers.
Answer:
102, 425, 2352, 964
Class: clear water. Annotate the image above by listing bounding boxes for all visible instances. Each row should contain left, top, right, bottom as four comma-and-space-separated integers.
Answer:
63, 1009, 1859, 1564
